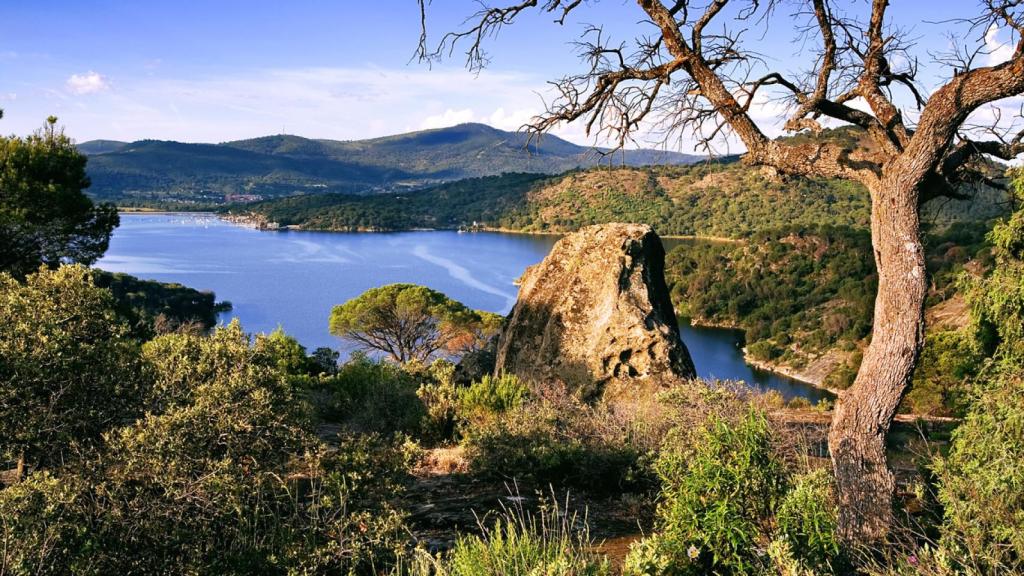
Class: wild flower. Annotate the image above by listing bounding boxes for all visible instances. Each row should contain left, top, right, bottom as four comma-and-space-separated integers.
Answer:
687, 545, 700, 560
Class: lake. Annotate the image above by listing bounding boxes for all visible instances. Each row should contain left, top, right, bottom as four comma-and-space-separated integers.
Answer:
98, 213, 831, 402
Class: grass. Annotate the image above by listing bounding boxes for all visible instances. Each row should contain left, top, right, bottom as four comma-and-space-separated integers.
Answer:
395, 491, 611, 576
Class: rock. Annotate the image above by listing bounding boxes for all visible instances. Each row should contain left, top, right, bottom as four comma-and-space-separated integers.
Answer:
494, 223, 696, 398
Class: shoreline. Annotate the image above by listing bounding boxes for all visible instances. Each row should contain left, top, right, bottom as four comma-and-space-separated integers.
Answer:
685, 316, 843, 396
743, 355, 844, 396
149, 210, 831, 393
216, 211, 746, 243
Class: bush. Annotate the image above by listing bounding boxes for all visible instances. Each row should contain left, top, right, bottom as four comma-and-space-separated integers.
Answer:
747, 339, 781, 361
416, 360, 462, 445
313, 352, 426, 435
624, 407, 843, 576
457, 373, 528, 426
0, 472, 93, 575
903, 330, 982, 416
934, 372, 1024, 574
0, 322, 414, 575
0, 265, 150, 471
774, 469, 842, 574
624, 408, 787, 575
461, 387, 656, 493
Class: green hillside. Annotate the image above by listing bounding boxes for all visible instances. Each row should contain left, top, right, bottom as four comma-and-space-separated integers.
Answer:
79, 123, 701, 207
241, 161, 1010, 238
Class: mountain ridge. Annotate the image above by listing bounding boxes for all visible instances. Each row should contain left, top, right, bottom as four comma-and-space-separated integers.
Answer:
78, 123, 703, 206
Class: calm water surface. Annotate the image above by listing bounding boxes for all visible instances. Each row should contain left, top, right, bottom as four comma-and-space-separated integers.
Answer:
98, 213, 830, 401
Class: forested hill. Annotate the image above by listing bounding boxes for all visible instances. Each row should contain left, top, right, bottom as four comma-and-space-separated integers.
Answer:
239, 162, 1010, 238
78, 123, 702, 206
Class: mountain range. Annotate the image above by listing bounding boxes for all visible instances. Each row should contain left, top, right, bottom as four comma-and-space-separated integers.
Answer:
78, 123, 703, 206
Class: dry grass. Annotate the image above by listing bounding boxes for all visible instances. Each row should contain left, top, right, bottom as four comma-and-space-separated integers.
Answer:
416, 446, 470, 476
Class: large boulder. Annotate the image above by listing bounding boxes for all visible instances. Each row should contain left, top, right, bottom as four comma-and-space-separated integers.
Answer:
494, 223, 696, 397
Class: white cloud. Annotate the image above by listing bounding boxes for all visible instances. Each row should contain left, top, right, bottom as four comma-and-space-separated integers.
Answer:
418, 107, 538, 132
986, 24, 1014, 66
420, 108, 476, 129
66, 71, 110, 95
484, 107, 538, 131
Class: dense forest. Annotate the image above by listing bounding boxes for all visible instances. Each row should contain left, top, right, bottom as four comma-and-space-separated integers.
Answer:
241, 155, 1008, 238
664, 222, 995, 415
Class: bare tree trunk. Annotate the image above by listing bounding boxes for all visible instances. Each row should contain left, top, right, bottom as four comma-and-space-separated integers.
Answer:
829, 175, 927, 541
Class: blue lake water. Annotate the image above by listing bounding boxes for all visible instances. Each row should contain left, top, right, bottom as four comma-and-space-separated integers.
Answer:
98, 213, 831, 402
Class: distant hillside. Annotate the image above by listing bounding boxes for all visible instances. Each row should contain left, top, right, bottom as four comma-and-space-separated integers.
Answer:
77, 140, 129, 155
78, 123, 702, 206
239, 162, 1010, 238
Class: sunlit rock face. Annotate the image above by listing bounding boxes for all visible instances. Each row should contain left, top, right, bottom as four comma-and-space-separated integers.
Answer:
494, 223, 696, 398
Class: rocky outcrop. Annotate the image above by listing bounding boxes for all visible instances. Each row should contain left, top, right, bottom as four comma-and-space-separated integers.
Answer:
494, 223, 696, 397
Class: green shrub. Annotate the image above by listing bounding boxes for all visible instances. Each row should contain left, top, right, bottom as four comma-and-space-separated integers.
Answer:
624, 408, 786, 575
786, 396, 812, 410
0, 265, 150, 471
774, 469, 842, 573
747, 340, 781, 361
0, 320, 415, 575
624, 408, 843, 576
934, 372, 1024, 573
0, 472, 93, 575
314, 352, 426, 435
903, 330, 982, 416
461, 390, 651, 493
416, 360, 462, 445
823, 350, 862, 391
457, 373, 528, 425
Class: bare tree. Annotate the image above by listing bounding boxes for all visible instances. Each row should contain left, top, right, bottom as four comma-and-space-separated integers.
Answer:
417, 0, 1024, 542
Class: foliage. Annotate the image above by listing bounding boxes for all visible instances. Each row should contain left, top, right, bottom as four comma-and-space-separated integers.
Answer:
904, 330, 983, 416
460, 385, 687, 493
309, 351, 426, 435
457, 373, 528, 426
0, 320, 413, 575
310, 346, 340, 375
246, 156, 1007, 237
931, 193, 1024, 574
415, 359, 462, 445
774, 469, 842, 574
392, 497, 610, 576
624, 408, 843, 576
0, 117, 118, 278
965, 205, 1024, 367
626, 409, 787, 575
666, 225, 876, 370
0, 265, 149, 471
933, 371, 1024, 574
0, 472, 95, 574
92, 269, 231, 337
329, 283, 502, 363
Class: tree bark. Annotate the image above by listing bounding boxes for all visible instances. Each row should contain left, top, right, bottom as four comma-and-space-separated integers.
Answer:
828, 173, 927, 541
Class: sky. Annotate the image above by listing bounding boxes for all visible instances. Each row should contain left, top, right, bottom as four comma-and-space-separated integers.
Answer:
0, 1, 1017, 151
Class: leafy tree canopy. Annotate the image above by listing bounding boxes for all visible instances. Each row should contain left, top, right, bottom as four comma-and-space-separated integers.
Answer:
0, 117, 118, 278
329, 283, 503, 363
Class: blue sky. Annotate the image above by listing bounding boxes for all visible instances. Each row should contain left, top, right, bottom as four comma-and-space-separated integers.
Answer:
0, 1, 1015, 150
